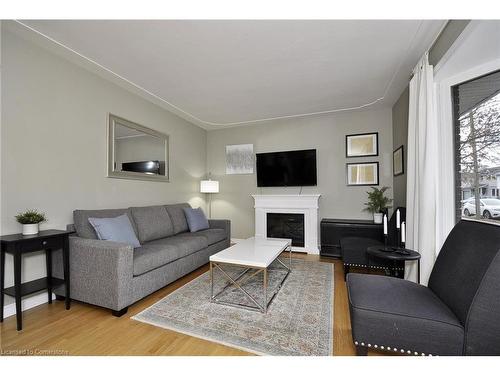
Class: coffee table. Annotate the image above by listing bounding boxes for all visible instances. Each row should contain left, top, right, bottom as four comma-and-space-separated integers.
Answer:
209, 237, 292, 313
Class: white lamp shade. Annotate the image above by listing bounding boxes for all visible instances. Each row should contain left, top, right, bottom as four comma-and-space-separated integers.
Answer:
200, 180, 219, 193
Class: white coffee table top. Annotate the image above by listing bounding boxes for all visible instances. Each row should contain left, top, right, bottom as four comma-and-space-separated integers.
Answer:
209, 237, 291, 268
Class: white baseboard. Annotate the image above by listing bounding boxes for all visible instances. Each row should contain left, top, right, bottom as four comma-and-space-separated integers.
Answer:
3, 292, 56, 318
230, 238, 245, 243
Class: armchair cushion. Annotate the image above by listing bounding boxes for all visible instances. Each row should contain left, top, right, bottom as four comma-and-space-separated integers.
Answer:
347, 273, 464, 355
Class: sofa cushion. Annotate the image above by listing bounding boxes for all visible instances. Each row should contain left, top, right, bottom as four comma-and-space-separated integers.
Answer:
177, 229, 226, 246
165, 203, 190, 234
133, 235, 208, 276
130, 205, 174, 243
88, 214, 141, 248
74, 208, 136, 239
183, 207, 209, 232
347, 273, 464, 355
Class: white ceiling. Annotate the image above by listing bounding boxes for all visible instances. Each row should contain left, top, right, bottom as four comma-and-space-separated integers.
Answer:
16, 20, 445, 129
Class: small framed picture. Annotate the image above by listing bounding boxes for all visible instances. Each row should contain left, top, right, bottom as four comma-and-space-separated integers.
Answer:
346, 132, 378, 157
393, 145, 404, 176
346, 162, 379, 186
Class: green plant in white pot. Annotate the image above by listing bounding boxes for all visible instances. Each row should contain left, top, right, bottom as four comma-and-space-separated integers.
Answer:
15, 209, 47, 235
363, 187, 392, 224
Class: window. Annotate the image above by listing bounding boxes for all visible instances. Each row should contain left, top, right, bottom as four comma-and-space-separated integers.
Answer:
453, 70, 500, 222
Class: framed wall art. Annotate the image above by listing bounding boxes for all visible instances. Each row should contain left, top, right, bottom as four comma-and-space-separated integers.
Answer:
393, 145, 404, 176
346, 132, 378, 157
346, 162, 379, 186
226, 144, 254, 174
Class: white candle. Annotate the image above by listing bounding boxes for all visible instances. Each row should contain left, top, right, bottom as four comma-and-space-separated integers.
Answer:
383, 214, 388, 235
396, 209, 400, 229
401, 221, 406, 244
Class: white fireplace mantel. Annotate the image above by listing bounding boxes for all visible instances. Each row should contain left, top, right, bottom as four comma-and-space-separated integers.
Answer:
252, 194, 321, 254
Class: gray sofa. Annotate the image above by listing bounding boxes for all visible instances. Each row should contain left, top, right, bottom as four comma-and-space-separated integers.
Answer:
55, 203, 230, 316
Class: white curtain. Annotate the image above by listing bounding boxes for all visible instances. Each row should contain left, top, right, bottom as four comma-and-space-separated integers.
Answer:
406, 53, 438, 285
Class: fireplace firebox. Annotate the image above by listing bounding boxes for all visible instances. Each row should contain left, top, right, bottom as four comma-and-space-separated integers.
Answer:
266, 213, 305, 247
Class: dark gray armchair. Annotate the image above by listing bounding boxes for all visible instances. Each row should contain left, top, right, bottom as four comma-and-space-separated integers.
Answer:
347, 219, 500, 356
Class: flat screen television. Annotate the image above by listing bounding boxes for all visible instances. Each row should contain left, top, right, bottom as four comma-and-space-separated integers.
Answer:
122, 160, 161, 175
256, 149, 317, 187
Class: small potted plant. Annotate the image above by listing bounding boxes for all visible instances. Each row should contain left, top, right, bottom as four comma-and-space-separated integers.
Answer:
363, 187, 392, 224
15, 209, 47, 235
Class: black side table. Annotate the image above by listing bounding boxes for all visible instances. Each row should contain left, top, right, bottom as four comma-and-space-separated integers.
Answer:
367, 246, 421, 284
0, 229, 72, 331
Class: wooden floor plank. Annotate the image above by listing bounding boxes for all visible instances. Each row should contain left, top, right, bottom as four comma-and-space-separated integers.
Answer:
0, 254, 382, 356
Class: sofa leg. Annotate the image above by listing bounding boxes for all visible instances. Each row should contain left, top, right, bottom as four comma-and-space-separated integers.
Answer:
55, 294, 65, 301
111, 307, 128, 317
344, 265, 350, 281
356, 346, 368, 356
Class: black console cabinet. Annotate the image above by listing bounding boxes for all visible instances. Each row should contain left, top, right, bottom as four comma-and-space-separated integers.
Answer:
320, 219, 384, 258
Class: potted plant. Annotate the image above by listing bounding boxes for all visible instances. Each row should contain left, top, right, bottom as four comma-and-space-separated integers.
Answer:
15, 209, 47, 235
363, 187, 392, 224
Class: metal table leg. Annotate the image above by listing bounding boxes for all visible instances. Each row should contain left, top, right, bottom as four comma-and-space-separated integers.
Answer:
263, 268, 268, 313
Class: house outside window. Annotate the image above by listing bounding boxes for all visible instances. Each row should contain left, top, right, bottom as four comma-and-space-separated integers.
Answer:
453, 70, 500, 222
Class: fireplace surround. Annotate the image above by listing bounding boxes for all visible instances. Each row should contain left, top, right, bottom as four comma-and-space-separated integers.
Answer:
252, 194, 321, 254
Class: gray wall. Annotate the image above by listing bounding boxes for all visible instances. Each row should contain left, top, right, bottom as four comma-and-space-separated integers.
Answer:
1, 29, 207, 303
207, 108, 393, 239
392, 86, 409, 208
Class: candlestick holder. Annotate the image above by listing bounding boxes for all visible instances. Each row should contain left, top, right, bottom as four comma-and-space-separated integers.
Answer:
396, 228, 401, 248
384, 234, 388, 248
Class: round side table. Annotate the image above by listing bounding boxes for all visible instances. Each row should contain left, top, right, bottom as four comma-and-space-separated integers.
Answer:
367, 246, 421, 284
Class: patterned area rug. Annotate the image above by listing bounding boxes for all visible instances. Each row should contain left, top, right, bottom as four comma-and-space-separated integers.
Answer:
132, 258, 334, 356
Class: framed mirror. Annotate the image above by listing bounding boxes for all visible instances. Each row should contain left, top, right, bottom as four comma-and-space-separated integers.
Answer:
107, 114, 169, 182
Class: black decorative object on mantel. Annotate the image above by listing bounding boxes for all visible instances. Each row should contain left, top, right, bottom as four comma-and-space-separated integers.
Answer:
0, 229, 72, 331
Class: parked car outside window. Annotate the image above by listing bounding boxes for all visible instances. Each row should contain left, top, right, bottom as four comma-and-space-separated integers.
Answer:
463, 198, 500, 219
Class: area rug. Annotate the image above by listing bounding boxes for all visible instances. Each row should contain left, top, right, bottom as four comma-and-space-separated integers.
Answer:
132, 258, 334, 356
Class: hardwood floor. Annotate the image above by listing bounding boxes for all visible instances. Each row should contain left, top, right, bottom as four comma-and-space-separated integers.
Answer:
0, 254, 380, 356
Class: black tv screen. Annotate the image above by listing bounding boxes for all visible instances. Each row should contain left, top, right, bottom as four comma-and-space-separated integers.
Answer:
122, 160, 161, 175
256, 149, 317, 187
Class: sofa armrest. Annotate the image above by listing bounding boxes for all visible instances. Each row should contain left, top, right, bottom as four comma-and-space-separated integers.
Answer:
64, 236, 134, 311
209, 219, 231, 239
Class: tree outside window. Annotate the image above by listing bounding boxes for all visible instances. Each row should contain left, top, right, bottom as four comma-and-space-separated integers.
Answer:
455, 71, 500, 222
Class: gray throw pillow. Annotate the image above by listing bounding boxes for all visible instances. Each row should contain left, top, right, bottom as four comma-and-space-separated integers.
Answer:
183, 207, 209, 232
88, 214, 141, 248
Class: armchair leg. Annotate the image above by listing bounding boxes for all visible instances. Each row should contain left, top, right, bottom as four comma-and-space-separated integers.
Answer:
344, 265, 350, 281
356, 346, 368, 356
